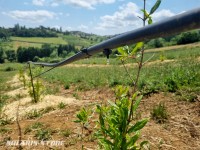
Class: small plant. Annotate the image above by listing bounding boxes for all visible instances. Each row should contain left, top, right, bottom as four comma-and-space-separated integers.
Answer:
35, 129, 52, 141
0, 95, 8, 114
28, 64, 45, 103
159, 51, 166, 62
31, 122, 44, 129
64, 83, 70, 89
0, 127, 12, 135
74, 108, 91, 149
58, 102, 66, 109
40, 106, 55, 114
73, 92, 80, 100
164, 77, 179, 92
96, 86, 148, 149
4, 67, 15, 72
18, 68, 27, 89
24, 122, 44, 134
60, 129, 71, 137
25, 109, 42, 119
28, 78, 45, 103
74, 108, 91, 139
151, 102, 168, 123
0, 117, 12, 126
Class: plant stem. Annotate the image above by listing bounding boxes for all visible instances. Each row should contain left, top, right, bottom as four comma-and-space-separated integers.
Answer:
128, 0, 146, 123
28, 63, 37, 103
121, 60, 135, 86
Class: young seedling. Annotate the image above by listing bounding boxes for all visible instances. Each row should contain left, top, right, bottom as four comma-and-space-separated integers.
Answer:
96, 0, 162, 149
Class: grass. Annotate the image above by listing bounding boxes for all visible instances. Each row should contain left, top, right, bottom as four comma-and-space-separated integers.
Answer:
11, 36, 67, 45
72, 46, 200, 65
0, 63, 22, 93
42, 58, 200, 94
60, 129, 71, 137
63, 35, 95, 47
151, 102, 168, 123
58, 102, 67, 109
25, 107, 55, 119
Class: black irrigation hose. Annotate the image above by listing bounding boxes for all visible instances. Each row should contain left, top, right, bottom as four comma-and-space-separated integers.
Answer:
28, 7, 200, 77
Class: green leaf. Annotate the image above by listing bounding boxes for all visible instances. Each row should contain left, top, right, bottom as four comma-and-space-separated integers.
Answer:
117, 47, 127, 55
141, 9, 149, 20
74, 120, 81, 123
128, 119, 148, 133
148, 17, 153, 25
150, 0, 161, 15
126, 132, 140, 147
132, 95, 143, 113
131, 42, 144, 55
140, 141, 149, 148
103, 139, 114, 146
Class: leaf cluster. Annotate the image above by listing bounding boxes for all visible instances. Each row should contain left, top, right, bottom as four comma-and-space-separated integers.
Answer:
96, 86, 148, 150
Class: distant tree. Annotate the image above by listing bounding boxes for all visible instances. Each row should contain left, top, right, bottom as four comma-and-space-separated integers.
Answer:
177, 31, 200, 45
154, 38, 164, 48
0, 48, 5, 63
6, 50, 16, 62
40, 44, 53, 57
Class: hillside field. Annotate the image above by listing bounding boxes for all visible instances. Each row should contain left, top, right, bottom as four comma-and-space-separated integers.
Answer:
0, 43, 200, 149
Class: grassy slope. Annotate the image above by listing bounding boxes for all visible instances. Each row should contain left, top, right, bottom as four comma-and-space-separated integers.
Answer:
1, 34, 99, 50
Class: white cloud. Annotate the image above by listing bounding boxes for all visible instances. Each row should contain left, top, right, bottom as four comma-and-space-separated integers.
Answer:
152, 9, 175, 21
3, 10, 56, 23
78, 24, 88, 30
51, 2, 59, 7
97, 2, 141, 30
96, 2, 176, 35
32, 0, 45, 6
53, 0, 115, 9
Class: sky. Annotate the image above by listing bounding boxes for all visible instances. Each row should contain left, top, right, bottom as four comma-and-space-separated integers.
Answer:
0, 0, 199, 35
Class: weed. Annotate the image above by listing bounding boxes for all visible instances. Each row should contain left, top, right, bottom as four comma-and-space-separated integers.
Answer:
60, 129, 71, 137
0, 117, 12, 126
24, 122, 44, 134
58, 102, 66, 109
31, 122, 44, 129
151, 102, 168, 123
73, 92, 80, 100
18, 68, 27, 89
25, 110, 42, 119
35, 129, 52, 141
64, 83, 70, 89
4, 67, 15, 72
0, 127, 12, 134
40, 106, 55, 114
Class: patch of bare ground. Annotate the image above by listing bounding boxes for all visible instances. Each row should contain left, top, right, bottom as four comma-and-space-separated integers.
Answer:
1, 88, 200, 150
140, 93, 200, 150
1, 69, 200, 149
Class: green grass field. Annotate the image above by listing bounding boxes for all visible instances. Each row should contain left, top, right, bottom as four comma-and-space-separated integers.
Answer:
1, 35, 98, 50
1, 43, 200, 98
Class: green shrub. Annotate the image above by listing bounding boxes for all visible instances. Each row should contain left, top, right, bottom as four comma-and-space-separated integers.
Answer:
60, 129, 71, 137
4, 67, 15, 72
35, 129, 52, 140
151, 102, 168, 123
58, 102, 66, 109
64, 83, 70, 89
96, 87, 148, 149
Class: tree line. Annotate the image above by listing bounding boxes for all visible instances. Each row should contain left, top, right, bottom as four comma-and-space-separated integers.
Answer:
0, 24, 58, 39
0, 44, 78, 63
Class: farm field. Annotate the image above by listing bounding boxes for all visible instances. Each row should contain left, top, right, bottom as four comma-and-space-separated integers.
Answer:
0, 44, 200, 149
0, 34, 100, 51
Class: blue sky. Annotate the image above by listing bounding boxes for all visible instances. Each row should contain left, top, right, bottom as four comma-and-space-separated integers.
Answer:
0, 0, 199, 35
